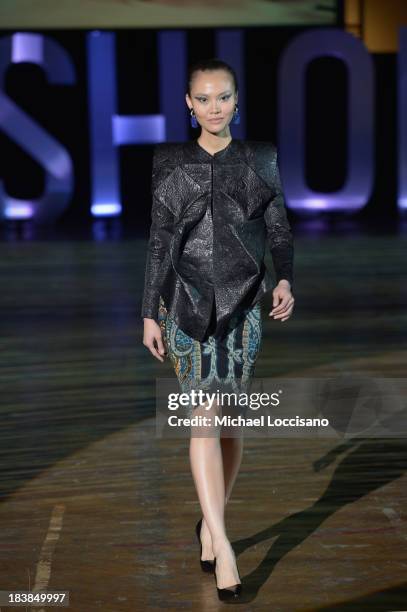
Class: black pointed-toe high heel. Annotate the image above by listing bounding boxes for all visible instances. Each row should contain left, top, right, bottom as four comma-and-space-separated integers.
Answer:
213, 552, 242, 601
195, 518, 216, 573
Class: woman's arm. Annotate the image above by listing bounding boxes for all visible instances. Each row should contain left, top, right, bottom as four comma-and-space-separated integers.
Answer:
264, 147, 295, 322
141, 145, 175, 321
264, 148, 294, 290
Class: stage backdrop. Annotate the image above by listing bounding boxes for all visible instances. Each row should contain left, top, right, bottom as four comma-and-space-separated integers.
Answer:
0, 0, 339, 29
0, 24, 402, 228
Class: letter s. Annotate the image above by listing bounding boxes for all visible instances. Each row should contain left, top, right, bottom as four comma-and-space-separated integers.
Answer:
0, 33, 75, 222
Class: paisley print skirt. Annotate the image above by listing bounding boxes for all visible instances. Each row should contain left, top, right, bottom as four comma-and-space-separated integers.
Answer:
158, 295, 262, 419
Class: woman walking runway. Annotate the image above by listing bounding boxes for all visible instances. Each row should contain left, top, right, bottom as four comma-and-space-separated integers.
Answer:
142, 58, 295, 600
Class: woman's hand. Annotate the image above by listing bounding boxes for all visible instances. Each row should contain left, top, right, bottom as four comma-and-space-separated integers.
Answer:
143, 318, 167, 362
269, 280, 294, 322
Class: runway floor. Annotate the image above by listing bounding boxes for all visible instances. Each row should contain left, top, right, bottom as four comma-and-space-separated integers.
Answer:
1, 227, 406, 611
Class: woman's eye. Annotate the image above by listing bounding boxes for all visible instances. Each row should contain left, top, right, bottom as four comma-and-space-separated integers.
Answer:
197, 95, 231, 102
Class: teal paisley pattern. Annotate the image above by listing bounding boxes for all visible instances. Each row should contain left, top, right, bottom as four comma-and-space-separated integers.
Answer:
158, 295, 262, 417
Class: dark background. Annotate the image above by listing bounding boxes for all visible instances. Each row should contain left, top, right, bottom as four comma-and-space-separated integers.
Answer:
0, 22, 397, 235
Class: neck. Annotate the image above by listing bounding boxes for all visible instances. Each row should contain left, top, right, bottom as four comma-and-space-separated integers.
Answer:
197, 129, 232, 153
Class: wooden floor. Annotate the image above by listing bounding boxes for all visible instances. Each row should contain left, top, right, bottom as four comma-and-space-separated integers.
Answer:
0, 230, 406, 611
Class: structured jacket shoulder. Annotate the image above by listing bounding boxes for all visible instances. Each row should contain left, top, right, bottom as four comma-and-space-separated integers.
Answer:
141, 138, 294, 342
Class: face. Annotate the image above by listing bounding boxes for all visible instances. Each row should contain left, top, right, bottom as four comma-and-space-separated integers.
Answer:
186, 69, 237, 135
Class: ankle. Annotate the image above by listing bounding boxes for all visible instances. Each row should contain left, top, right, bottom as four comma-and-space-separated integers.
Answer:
212, 536, 232, 556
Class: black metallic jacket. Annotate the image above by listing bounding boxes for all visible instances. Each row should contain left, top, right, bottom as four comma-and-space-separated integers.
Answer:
141, 138, 294, 342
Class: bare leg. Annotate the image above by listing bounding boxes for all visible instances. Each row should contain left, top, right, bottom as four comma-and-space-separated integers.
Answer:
189, 401, 241, 588
200, 436, 243, 558
222, 435, 244, 505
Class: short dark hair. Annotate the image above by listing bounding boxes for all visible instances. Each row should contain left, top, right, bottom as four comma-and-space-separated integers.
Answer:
187, 58, 238, 96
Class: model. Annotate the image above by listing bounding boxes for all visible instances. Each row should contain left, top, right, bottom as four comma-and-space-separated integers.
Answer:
141, 57, 295, 601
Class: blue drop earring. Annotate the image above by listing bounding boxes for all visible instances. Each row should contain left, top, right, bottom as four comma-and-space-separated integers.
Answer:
190, 108, 198, 128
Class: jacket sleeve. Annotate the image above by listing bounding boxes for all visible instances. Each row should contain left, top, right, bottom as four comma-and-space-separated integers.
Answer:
141, 145, 175, 320
264, 148, 294, 289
